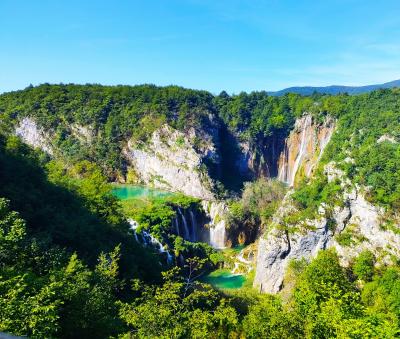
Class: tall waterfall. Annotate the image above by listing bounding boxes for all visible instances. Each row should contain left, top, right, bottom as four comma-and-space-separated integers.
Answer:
178, 208, 190, 240
128, 219, 173, 264
290, 114, 312, 186
277, 145, 288, 183
277, 114, 335, 187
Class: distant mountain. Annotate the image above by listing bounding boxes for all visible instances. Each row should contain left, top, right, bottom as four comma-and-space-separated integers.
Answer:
269, 79, 400, 96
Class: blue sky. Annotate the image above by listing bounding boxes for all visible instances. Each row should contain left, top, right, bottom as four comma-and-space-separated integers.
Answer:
1, 0, 400, 94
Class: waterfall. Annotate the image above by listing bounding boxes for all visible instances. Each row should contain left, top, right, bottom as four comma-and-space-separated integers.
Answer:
173, 217, 180, 236
149, 235, 173, 265
201, 200, 228, 249
178, 208, 190, 240
231, 249, 252, 274
128, 219, 173, 264
129, 219, 140, 242
189, 210, 197, 241
209, 221, 226, 249
290, 115, 312, 186
277, 145, 289, 184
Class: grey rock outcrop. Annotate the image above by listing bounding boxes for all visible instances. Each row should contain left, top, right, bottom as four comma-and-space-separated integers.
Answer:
254, 163, 400, 294
377, 134, 397, 144
15, 117, 53, 155
124, 124, 216, 200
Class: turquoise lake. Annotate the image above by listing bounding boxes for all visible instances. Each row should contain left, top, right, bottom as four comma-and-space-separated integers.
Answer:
112, 185, 173, 200
202, 270, 246, 289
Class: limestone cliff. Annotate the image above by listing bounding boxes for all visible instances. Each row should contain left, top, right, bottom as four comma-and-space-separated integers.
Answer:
123, 124, 216, 200
15, 117, 54, 155
277, 114, 335, 186
235, 140, 272, 178
254, 163, 400, 293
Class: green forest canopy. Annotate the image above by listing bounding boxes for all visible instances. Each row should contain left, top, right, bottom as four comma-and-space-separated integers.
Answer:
1, 85, 400, 337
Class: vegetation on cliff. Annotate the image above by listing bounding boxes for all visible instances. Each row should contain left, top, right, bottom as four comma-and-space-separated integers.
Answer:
1, 84, 400, 337
2, 85, 399, 209
291, 89, 400, 222
227, 178, 287, 243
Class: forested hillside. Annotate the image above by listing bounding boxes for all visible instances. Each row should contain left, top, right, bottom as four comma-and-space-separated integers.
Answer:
0, 84, 400, 338
1, 84, 399, 210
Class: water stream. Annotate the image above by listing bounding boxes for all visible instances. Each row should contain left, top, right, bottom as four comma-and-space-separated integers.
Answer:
178, 208, 190, 240
128, 219, 173, 264
290, 115, 312, 186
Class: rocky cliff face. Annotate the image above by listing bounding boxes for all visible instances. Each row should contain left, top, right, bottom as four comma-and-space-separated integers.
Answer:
15, 117, 54, 155
254, 163, 400, 293
235, 140, 274, 178
123, 124, 216, 200
277, 114, 335, 186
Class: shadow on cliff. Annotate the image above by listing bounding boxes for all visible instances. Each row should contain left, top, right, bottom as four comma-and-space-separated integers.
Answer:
213, 124, 251, 194
209, 123, 290, 196
0, 136, 162, 283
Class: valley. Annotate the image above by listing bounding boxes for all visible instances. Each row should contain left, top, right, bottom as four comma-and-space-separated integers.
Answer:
0, 84, 400, 337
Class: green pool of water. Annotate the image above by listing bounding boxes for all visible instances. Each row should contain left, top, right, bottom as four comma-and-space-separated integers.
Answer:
232, 244, 245, 253
202, 269, 246, 289
112, 185, 173, 200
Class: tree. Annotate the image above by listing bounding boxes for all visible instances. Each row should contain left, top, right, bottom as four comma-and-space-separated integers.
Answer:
353, 250, 375, 282
118, 258, 239, 338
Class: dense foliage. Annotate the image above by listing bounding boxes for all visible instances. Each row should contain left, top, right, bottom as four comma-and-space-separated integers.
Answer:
3, 188, 400, 339
121, 194, 217, 263
227, 178, 286, 243
0, 84, 216, 178
0, 134, 160, 279
1, 84, 400, 337
0, 134, 167, 337
287, 89, 400, 219
3, 85, 399, 208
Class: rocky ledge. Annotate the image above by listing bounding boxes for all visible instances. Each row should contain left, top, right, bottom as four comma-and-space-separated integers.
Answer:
254, 163, 400, 293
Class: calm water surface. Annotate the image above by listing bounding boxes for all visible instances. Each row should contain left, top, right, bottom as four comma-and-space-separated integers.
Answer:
112, 185, 173, 200
202, 270, 246, 289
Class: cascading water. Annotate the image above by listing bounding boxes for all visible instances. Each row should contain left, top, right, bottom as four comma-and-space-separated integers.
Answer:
149, 234, 173, 264
178, 208, 190, 240
277, 114, 335, 186
201, 200, 227, 249
173, 217, 180, 237
277, 146, 288, 183
290, 115, 312, 186
129, 220, 140, 242
209, 221, 226, 249
128, 219, 173, 264
231, 249, 252, 274
189, 210, 197, 242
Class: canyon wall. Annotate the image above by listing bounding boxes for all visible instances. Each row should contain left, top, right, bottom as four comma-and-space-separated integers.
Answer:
254, 163, 400, 293
124, 124, 217, 200
277, 114, 335, 186
14, 114, 340, 254
15, 117, 54, 155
